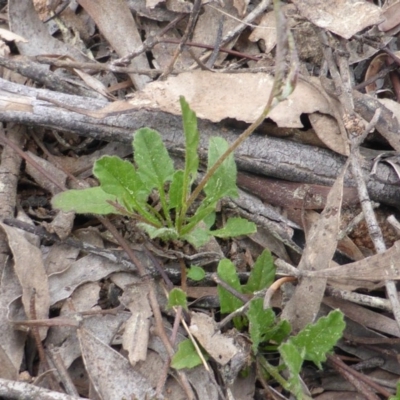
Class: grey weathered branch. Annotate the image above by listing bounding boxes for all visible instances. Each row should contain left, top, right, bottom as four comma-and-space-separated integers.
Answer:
0, 77, 399, 207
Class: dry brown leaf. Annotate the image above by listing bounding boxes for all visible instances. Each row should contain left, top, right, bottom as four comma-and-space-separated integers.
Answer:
78, 327, 156, 400
0, 222, 50, 339
77, 0, 151, 90
0, 28, 27, 43
189, 312, 239, 366
309, 240, 400, 281
48, 254, 128, 305
291, 0, 382, 39
9, 0, 88, 60
0, 259, 27, 380
120, 284, 153, 366
309, 112, 349, 156
249, 4, 298, 54
280, 161, 348, 331
190, 0, 242, 63
378, 1, 400, 32
127, 71, 333, 126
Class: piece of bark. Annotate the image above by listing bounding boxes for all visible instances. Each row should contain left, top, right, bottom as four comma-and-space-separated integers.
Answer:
0, 78, 399, 207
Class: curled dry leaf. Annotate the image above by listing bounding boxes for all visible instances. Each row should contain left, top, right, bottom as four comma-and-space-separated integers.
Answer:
189, 312, 240, 366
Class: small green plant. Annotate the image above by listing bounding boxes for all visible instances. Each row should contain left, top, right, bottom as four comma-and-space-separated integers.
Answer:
52, 97, 256, 248
173, 250, 345, 400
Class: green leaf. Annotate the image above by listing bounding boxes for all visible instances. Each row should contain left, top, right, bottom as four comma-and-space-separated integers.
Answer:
203, 212, 216, 229
171, 339, 203, 369
204, 137, 238, 202
137, 223, 178, 241
263, 319, 291, 346
168, 288, 188, 310
52, 187, 119, 215
187, 265, 206, 281
180, 96, 199, 188
211, 217, 256, 239
133, 128, 175, 191
390, 382, 400, 400
289, 310, 345, 369
93, 155, 148, 208
169, 170, 184, 210
247, 298, 276, 353
182, 226, 211, 248
181, 202, 218, 235
243, 249, 275, 294
217, 259, 243, 314
279, 341, 305, 399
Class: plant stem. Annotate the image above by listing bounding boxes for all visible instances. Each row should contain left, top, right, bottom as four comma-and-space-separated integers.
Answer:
257, 355, 288, 390
184, 86, 278, 211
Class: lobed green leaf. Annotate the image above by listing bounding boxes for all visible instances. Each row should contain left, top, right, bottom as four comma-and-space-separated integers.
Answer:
133, 128, 175, 192
289, 309, 345, 369
94, 155, 149, 210
217, 259, 243, 314
187, 265, 206, 281
171, 339, 203, 369
211, 217, 256, 239
52, 187, 119, 215
204, 137, 238, 202
243, 249, 275, 294
168, 288, 188, 310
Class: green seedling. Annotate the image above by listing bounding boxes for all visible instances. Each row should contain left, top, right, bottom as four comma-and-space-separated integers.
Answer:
174, 250, 345, 400
52, 97, 256, 248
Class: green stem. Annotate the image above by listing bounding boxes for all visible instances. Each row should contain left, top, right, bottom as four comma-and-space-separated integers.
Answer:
184, 89, 279, 212
257, 355, 288, 390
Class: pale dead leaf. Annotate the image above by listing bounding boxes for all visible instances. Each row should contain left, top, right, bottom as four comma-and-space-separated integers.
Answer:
309, 112, 349, 156
0, 260, 27, 380
378, 1, 400, 32
77, 0, 151, 90
232, 0, 249, 17
249, 4, 297, 53
78, 327, 156, 400
73, 68, 112, 99
291, 0, 382, 39
191, 0, 241, 62
9, 0, 88, 60
0, 222, 50, 339
309, 241, 400, 281
48, 254, 128, 305
280, 161, 349, 331
120, 283, 153, 366
189, 312, 239, 366
47, 313, 130, 370
0, 28, 27, 43
127, 71, 332, 127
